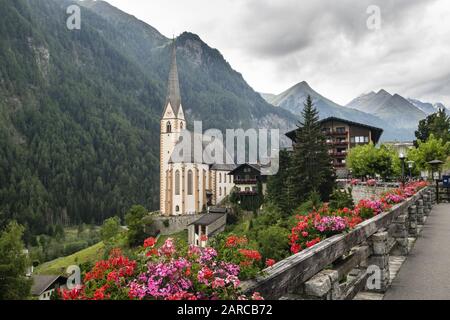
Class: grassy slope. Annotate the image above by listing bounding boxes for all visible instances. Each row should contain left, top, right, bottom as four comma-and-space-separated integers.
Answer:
35, 242, 105, 275
35, 230, 189, 275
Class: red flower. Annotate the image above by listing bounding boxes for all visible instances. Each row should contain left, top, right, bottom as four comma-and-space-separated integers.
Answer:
239, 249, 262, 261
200, 234, 208, 242
143, 237, 157, 248
306, 237, 322, 248
265, 259, 276, 267
225, 235, 248, 248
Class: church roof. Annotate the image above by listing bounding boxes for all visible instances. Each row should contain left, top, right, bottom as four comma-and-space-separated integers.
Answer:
163, 39, 182, 116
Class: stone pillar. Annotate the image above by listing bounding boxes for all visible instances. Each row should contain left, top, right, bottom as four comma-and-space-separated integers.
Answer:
393, 210, 409, 256
423, 192, 431, 216
416, 198, 425, 224
303, 270, 341, 300
367, 231, 390, 292
408, 205, 418, 237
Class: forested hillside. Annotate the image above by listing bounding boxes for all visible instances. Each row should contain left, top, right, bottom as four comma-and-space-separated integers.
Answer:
0, 0, 296, 241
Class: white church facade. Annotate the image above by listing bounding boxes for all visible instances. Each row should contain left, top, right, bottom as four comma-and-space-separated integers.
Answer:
160, 41, 236, 216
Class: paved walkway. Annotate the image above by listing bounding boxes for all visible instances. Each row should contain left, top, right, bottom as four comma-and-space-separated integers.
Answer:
384, 203, 450, 300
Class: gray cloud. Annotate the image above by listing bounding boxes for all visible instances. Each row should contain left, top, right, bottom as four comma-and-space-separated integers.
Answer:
106, 0, 450, 106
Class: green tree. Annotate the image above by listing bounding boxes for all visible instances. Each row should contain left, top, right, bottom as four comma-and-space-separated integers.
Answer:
288, 96, 335, 204
266, 149, 296, 215
124, 205, 148, 246
415, 109, 450, 143
347, 143, 398, 179
0, 221, 32, 300
408, 134, 450, 172
100, 216, 121, 244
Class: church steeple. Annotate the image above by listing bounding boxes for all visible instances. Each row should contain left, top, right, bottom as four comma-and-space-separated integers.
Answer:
163, 39, 182, 117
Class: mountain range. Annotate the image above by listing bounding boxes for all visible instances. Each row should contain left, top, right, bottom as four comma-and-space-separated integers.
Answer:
262, 83, 447, 141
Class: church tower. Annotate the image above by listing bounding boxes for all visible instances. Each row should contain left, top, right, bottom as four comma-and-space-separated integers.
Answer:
160, 39, 186, 215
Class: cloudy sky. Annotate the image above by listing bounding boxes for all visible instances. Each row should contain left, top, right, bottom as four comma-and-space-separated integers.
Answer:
106, 0, 450, 106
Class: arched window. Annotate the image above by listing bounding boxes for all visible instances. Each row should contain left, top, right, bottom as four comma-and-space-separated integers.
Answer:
175, 170, 180, 195
175, 205, 180, 212
166, 121, 172, 133
187, 170, 193, 195
180, 122, 184, 130
219, 172, 222, 183
219, 187, 222, 197
224, 187, 227, 195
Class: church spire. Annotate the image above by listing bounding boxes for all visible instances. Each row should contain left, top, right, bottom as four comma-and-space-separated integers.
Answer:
164, 38, 182, 116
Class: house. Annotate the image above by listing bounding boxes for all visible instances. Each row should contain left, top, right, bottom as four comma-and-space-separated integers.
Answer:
286, 116, 384, 177
188, 208, 228, 247
31, 275, 67, 300
227, 163, 268, 196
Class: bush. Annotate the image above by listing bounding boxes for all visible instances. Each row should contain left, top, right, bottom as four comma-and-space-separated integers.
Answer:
329, 188, 354, 212
257, 226, 290, 261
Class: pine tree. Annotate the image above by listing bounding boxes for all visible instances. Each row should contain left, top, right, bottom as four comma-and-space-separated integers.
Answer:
288, 96, 335, 204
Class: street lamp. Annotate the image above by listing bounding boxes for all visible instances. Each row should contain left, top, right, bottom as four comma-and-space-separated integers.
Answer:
399, 153, 406, 187
428, 160, 444, 181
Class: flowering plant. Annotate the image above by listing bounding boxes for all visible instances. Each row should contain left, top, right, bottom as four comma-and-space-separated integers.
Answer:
214, 235, 263, 280
60, 248, 137, 300
128, 238, 262, 300
289, 181, 428, 255
366, 179, 377, 187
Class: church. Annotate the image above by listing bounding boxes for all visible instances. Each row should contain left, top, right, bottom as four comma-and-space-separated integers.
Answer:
160, 41, 236, 216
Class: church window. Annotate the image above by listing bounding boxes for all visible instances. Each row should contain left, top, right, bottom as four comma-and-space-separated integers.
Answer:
180, 122, 184, 130
167, 122, 172, 133
219, 187, 222, 196
219, 173, 222, 183
224, 187, 227, 195
175, 205, 180, 212
187, 170, 193, 195
175, 170, 180, 195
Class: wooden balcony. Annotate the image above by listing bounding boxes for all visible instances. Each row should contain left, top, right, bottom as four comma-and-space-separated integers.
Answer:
234, 179, 258, 185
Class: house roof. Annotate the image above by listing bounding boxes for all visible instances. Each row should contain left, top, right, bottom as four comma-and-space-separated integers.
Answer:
285, 116, 384, 144
228, 163, 263, 175
31, 275, 67, 296
189, 213, 226, 226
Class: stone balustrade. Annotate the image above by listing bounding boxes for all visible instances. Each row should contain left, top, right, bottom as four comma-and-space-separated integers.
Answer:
241, 187, 435, 300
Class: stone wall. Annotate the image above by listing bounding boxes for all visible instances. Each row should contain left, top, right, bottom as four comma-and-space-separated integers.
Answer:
153, 214, 205, 235
349, 183, 399, 203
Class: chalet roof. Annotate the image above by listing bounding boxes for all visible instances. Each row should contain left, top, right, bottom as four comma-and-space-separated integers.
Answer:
163, 39, 182, 116
285, 116, 384, 144
228, 163, 263, 175
189, 213, 226, 226
31, 275, 67, 296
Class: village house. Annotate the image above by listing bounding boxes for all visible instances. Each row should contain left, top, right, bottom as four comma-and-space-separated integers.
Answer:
286, 116, 384, 177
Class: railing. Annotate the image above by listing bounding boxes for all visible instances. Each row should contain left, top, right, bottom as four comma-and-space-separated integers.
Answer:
324, 131, 349, 136
327, 141, 349, 146
241, 187, 435, 300
237, 191, 258, 196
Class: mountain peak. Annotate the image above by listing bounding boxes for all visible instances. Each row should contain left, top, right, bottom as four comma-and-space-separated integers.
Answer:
377, 89, 392, 96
